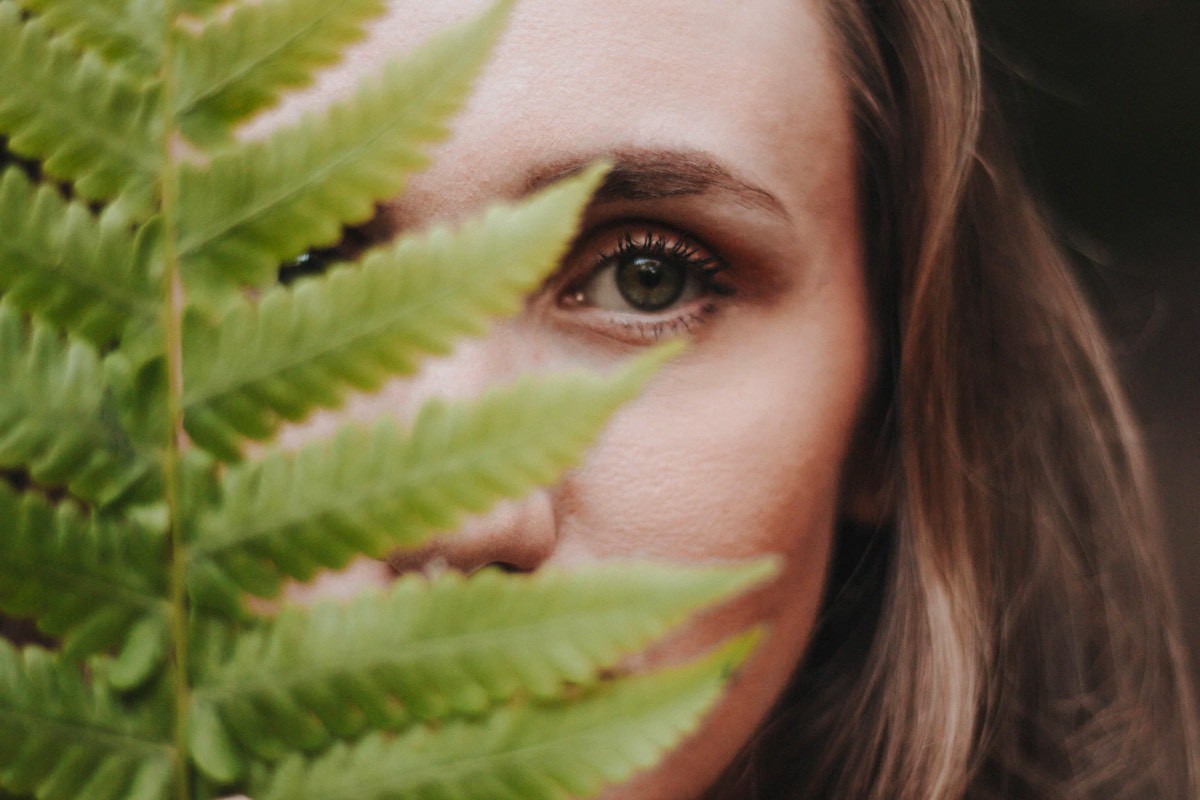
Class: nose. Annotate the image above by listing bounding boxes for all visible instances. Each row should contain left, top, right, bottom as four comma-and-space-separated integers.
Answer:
386, 319, 560, 575
387, 495, 557, 576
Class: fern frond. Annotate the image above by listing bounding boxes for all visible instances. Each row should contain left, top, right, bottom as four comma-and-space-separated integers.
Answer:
181, 167, 605, 458
13, 0, 163, 78
0, 2, 161, 217
0, 168, 158, 347
253, 632, 757, 800
189, 562, 769, 771
0, 304, 160, 506
175, 0, 385, 144
0, 483, 168, 682
186, 344, 679, 607
0, 641, 174, 800
175, 0, 512, 302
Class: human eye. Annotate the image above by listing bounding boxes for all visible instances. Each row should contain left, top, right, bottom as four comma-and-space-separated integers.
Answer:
555, 221, 734, 343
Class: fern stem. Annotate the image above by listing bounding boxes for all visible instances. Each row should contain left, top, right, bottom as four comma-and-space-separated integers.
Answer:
159, 2, 193, 799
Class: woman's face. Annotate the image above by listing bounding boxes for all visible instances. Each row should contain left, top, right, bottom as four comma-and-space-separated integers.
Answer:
267, 0, 872, 796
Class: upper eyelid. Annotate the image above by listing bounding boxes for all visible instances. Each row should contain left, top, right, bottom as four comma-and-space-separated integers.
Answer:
560, 218, 727, 277
609, 230, 722, 270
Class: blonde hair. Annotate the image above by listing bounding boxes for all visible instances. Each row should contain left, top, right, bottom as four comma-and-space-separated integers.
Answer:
707, 2, 1200, 797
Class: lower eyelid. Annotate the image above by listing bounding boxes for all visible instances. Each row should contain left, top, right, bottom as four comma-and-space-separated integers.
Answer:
621, 305, 721, 343
559, 300, 723, 346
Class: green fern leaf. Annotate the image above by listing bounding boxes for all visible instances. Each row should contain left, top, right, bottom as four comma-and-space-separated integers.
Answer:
0, 482, 168, 679
175, 0, 511, 302
0, 304, 160, 506
190, 562, 770, 768
182, 166, 605, 458
186, 344, 679, 606
0, 641, 174, 800
13, 0, 163, 78
254, 632, 757, 800
175, 0, 386, 144
0, 2, 162, 217
0, 3, 757, 797
0, 168, 159, 347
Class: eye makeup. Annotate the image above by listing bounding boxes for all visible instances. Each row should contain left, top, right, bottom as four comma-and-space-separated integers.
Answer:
553, 220, 737, 344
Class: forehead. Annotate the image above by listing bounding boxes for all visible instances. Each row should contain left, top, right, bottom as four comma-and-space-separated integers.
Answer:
253, 0, 852, 221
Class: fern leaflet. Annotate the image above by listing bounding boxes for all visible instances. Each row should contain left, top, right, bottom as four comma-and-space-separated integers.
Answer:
175, 0, 385, 144
175, 0, 512, 303
13, 0, 163, 78
0, 641, 173, 800
254, 633, 757, 800
0, 482, 168, 681
189, 562, 769, 769
176, 0, 225, 16
0, 1, 161, 217
182, 166, 605, 458
0, 305, 160, 506
0, 168, 158, 347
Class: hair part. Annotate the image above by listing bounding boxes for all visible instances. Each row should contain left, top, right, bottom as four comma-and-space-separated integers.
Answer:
707, 1, 1200, 797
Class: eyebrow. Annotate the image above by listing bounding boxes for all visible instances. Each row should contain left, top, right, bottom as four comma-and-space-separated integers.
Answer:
523, 147, 791, 221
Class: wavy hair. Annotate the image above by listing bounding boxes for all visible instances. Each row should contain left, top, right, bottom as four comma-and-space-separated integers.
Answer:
706, 1, 1200, 797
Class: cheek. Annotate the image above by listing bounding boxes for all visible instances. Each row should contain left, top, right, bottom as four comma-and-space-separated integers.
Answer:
551, 323, 866, 570
545, 265, 872, 647
556, 294, 870, 799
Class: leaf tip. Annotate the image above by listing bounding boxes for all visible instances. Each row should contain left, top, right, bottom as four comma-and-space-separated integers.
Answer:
616, 337, 689, 393
188, 699, 247, 783
725, 555, 782, 595
713, 626, 766, 679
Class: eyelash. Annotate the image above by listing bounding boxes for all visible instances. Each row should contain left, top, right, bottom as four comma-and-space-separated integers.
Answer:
556, 224, 734, 343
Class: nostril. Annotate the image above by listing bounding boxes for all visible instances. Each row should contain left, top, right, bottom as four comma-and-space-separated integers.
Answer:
489, 561, 529, 574
383, 495, 559, 579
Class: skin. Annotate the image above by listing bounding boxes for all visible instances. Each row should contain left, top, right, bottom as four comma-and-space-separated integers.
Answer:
256, 1, 874, 796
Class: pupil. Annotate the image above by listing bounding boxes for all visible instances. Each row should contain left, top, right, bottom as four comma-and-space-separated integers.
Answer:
617, 256, 685, 311
638, 262, 663, 288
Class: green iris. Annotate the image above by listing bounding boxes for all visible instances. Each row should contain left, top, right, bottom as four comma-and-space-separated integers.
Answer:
616, 256, 686, 312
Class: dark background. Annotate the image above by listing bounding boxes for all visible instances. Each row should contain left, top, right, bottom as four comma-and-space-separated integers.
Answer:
976, 0, 1200, 690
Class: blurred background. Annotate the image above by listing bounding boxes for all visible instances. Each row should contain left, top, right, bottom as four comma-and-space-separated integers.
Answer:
975, 0, 1200, 690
